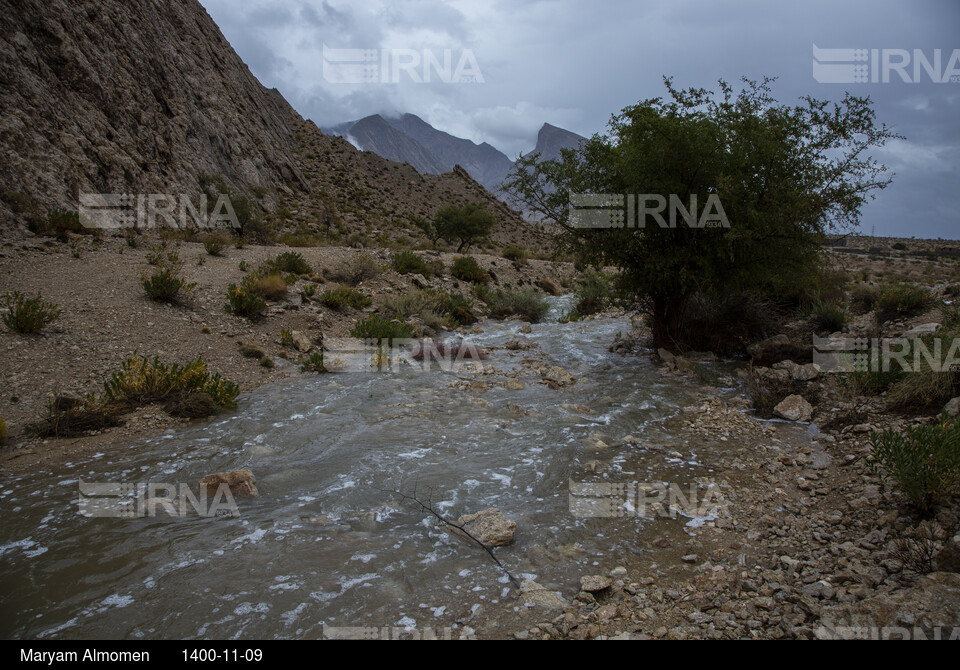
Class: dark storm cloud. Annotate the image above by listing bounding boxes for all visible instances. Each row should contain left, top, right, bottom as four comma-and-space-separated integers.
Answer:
199, 0, 959, 238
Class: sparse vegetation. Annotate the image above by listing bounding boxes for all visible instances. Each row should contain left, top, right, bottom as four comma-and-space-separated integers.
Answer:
270, 251, 312, 275
203, 231, 229, 256
3, 291, 61, 334
350, 314, 415, 342
332, 252, 381, 286
503, 245, 527, 263
320, 285, 371, 311
477, 286, 550, 323
141, 252, 195, 303
869, 414, 960, 514
875, 284, 930, 322
301, 351, 328, 373
809, 301, 848, 333
102, 354, 240, 412
573, 269, 610, 316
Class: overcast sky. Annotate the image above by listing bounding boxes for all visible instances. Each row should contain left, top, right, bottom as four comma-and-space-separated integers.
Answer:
199, 0, 959, 239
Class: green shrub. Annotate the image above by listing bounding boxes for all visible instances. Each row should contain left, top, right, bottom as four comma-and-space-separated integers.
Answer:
270, 251, 312, 275
280, 328, 294, 347
810, 301, 848, 333
204, 232, 229, 256
392, 251, 431, 278
301, 351, 328, 373
44, 208, 85, 240
431, 289, 477, 326
849, 284, 881, 314
451, 256, 489, 283
103, 354, 239, 411
503, 245, 527, 263
892, 242, 908, 251
225, 283, 267, 320
350, 314, 415, 342
3, 291, 61, 334
875, 284, 930, 322
869, 414, 960, 514
141, 254, 196, 303
320, 285, 371, 311
574, 269, 610, 316
481, 286, 550, 323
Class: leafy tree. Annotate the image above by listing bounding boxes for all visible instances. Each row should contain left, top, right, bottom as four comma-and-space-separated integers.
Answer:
433, 203, 496, 252
504, 76, 899, 349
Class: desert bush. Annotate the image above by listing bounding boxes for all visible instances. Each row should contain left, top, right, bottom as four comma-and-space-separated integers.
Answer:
503, 245, 527, 263
225, 283, 267, 320
332, 252, 381, 286
301, 351, 328, 373
280, 329, 294, 347
204, 232, 229, 256
875, 284, 930, 322
809, 301, 848, 333
451, 256, 488, 283
383, 289, 441, 320
431, 289, 477, 326
349, 314, 415, 342
320, 285, 371, 311
392, 251, 431, 278
270, 251, 312, 275
2, 291, 60, 334
849, 284, 881, 314
574, 269, 610, 316
28, 397, 121, 438
44, 208, 85, 240
249, 273, 288, 301
869, 414, 960, 514
141, 253, 195, 303
102, 354, 239, 411
481, 286, 550, 323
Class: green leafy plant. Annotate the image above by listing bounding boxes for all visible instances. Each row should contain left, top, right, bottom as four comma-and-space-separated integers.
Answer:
280, 328, 294, 347
301, 351, 328, 373
573, 269, 610, 316
141, 252, 195, 303
320, 285, 371, 311
225, 283, 267, 320
391, 251, 431, 278
270, 251, 312, 275
349, 314, 415, 342
875, 284, 930, 322
869, 414, 960, 514
2, 291, 61, 334
451, 256, 489, 283
103, 354, 239, 411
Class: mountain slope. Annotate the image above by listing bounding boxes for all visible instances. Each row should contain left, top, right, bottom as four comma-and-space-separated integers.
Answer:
347, 115, 448, 175
526, 122, 587, 162
0, 0, 306, 215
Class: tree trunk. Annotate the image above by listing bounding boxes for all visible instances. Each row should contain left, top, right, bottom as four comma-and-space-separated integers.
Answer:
650, 293, 688, 351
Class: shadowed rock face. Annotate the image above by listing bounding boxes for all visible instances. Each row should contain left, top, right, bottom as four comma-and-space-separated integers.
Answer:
0, 0, 306, 214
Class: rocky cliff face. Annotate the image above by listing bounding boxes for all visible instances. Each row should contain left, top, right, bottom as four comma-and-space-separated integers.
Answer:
0, 0, 305, 217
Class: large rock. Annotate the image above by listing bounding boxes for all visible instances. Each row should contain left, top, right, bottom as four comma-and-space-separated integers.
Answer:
903, 322, 940, 338
199, 470, 259, 498
774, 394, 813, 422
455, 508, 516, 547
816, 572, 960, 639
543, 366, 576, 388
774, 360, 820, 381
520, 580, 568, 609
580, 575, 612, 592
944, 397, 960, 418
291, 330, 312, 353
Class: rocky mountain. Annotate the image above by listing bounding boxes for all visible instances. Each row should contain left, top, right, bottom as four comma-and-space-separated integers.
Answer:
0, 0, 306, 216
0, 0, 547, 251
323, 115, 585, 197
526, 122, 587, 162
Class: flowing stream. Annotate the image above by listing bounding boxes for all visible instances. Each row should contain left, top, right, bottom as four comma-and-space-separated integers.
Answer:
1, 298, 760, 639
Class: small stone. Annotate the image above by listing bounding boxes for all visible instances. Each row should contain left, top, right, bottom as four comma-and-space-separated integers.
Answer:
580, 575, 612, 592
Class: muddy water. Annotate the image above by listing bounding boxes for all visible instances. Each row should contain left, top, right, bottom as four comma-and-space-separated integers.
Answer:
1, 298, 757, 639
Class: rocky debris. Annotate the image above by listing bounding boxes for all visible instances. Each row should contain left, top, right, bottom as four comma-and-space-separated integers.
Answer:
199, 470, 259, 498
504, 339, 536, 351
411, 339, 488, 362
455, 508, 516, 547
816, 572, 960, 639
543, 366, 576, 388
773, 360, 820, 381
501, 378, 525, 391
520, 580, 568, 609
774, 394, 813, 422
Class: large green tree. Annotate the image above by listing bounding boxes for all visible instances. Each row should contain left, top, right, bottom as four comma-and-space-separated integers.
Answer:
505, 77, 900, 348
